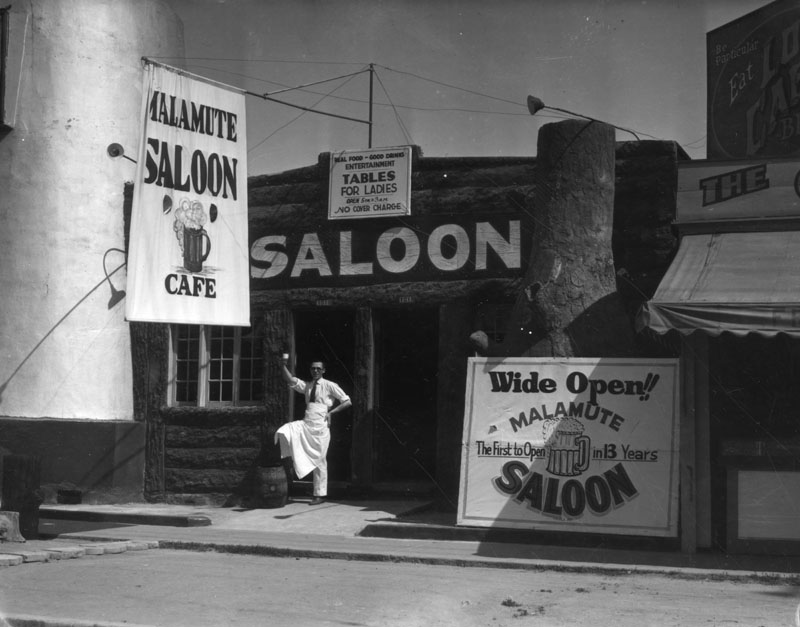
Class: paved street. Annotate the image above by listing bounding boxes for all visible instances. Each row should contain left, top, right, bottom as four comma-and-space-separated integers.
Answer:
0, 548, 798, 627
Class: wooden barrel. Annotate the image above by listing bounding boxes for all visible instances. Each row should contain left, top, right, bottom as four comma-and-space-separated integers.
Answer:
252, 465, 288, 508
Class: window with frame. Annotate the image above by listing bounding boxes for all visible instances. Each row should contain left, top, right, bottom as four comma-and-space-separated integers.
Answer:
170, 324, 264, 406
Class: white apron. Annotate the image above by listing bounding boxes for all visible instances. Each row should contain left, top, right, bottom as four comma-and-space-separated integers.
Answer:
275, 402, 330, 479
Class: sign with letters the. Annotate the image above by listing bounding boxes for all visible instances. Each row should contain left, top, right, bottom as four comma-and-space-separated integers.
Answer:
677, 159, 800, 223
458, 357, 680, 537
126, 63, 250, 326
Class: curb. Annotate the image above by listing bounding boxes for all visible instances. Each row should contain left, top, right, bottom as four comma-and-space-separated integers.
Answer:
40, 507, 211, 528
3, 614, 156, 627
38, 509, 800, 583
75, 535, 796, 584
0, 540, 160, 570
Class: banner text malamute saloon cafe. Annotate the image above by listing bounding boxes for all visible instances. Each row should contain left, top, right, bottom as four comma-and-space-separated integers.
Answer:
126, 62, 249, 326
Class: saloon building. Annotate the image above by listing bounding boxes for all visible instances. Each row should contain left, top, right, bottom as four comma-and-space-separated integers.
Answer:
4, 0, 797, 559
134, 138, 683, 511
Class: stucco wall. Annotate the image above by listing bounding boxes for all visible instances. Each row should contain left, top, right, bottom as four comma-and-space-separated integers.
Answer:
0, 418, 145, 503
0, 0, 184, 420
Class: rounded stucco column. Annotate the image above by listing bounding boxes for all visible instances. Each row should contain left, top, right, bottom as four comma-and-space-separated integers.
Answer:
0, 0, 184, 419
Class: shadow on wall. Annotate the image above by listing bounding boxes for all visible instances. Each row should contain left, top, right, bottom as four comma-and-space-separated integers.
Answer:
0, 420, 146, 504
0, 257, 126, 407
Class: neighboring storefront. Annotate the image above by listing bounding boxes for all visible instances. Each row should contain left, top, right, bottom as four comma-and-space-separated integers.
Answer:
135, 140, 685, 507
639, 158, 800, 554
639, 0, 800, 556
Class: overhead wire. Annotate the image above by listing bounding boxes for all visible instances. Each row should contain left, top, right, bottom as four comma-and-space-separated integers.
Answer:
248, 67, 368, 160
157, 55, 658, 142
175, 57, 630, 161
372, 66, 415, 146
148, 57, 774, 490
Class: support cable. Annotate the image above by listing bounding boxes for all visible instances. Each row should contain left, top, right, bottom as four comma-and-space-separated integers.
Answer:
142, 57, 372, 127
372, 67, 415, 146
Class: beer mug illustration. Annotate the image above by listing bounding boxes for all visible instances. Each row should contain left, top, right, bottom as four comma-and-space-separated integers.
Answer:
173, 198, 210, 273
543, 418, 591, 477
183, 226, 211, 273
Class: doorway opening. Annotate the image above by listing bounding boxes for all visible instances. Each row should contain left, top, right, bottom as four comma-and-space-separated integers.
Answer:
292, 309, 355, 483
373, 307, 439, 484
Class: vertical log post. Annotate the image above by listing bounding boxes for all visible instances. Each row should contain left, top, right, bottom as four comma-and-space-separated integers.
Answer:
260, 309, 293, 466
251, 309, 292, 508
472, 118, 635, 358
351, 307, 375, 488
1, 454, 43, 540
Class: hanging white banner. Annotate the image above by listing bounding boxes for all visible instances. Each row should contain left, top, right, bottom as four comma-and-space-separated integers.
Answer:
458, 357, 680, 537
126, 63, 249, 326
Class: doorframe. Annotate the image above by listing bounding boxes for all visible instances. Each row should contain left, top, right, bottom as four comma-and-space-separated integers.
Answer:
350, 307, 375, 486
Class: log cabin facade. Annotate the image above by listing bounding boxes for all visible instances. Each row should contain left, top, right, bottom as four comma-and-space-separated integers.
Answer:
133, 141, 684, 506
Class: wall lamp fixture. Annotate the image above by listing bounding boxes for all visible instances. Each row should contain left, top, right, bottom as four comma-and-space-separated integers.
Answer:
526, 95, 640, 140
107, 143, 137, 164
102, 248, 127, 310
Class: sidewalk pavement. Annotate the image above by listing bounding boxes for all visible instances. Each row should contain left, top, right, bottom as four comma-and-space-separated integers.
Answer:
8, 498, 794, 582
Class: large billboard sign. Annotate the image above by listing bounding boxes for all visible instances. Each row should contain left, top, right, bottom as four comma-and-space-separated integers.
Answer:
458, 358, 680, 537
328, 147, 412, 220
127, 62, 250, 326
707, 0, 800, 160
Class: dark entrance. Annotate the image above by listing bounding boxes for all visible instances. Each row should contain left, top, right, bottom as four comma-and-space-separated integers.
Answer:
373, 307, 438, 484
292, 309, 355, 483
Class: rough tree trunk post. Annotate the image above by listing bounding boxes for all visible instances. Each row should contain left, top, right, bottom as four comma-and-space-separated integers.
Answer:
1, 454, 43, 540
471, 119, 636, 358
252, 309, 292, 508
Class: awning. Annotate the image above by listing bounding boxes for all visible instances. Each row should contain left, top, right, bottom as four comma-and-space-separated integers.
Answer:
637, 231, 800, 338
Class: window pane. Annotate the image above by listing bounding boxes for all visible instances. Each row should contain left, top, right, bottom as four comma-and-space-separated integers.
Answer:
221, 381, 233, 399
208, 325, 235, 403
240, 360, 251, 379
189, 325, 265, 406
209, 381, 221, 402
238, 325, 264, 403
174, 324, 199, 404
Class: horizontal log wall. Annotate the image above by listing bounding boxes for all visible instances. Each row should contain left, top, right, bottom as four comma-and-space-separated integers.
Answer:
248, 143, 680, 316
160, 407, 263, 505
139, 143, 681, 503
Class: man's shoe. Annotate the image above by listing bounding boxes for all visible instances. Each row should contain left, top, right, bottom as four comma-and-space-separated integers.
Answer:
309, 496, 325, 505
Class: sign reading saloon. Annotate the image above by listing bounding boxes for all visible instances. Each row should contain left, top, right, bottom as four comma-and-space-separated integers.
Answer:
250, 216, 526, 288
127, 63, 250, 325
328, 147, 412, 219
458, 358, 680, 536
707, 0, 800, 160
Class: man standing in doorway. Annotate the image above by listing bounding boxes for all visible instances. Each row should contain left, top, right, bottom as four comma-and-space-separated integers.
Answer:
276, 356, 352, 505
